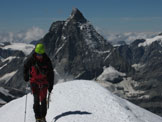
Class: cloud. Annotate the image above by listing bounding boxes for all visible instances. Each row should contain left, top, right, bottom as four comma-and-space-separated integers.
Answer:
95, 27, 159, 44
0, 27, 46, 43
23, 27, 45, 41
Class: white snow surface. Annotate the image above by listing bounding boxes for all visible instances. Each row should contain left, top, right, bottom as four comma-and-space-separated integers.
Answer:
138, 35, 162, 47
97, 66, 126, 81
0, 80, 162, 122
2, 43, 34, 55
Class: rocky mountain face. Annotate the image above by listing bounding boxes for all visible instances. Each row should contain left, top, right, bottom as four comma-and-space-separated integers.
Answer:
129, 38, 162, 116
0, 42, 34, 105
41, 8, 114, 80
1, 8, 162, 116
97, 37, 162, 116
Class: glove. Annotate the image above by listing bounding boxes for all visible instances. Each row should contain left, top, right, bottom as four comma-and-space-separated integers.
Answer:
48, 86, 53, 93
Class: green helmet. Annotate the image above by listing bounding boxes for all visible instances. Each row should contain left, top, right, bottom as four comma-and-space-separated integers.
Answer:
35, 43, 45, 54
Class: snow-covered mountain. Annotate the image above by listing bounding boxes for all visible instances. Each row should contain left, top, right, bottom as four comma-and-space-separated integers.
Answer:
138, 35, 162, 47
0, 80, 162, 122
97, 34, 162, 116
0, 42, 34, 56
0, 42, 34, 105
1, 8, 162, 117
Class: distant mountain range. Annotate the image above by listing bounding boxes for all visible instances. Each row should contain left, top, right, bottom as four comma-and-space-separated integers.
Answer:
0, 8, 162, 116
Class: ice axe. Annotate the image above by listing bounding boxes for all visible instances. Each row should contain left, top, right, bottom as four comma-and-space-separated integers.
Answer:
24, 83, 30, 122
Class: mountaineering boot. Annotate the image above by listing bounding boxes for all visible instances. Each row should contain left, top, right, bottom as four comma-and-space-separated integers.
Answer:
36, 118, 42, 122
41, 117, 47, 122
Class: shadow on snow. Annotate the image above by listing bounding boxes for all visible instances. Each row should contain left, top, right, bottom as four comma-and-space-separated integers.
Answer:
52, 110, 92, 122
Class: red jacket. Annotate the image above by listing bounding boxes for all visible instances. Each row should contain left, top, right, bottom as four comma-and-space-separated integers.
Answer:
30, 65, 48, 85
23, 53, 54, 101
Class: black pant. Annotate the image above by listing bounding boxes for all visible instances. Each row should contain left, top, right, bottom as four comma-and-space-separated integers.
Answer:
33, 94, 47, 119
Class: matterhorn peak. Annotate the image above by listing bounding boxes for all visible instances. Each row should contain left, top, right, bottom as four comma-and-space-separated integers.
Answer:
69, 8, 87, 23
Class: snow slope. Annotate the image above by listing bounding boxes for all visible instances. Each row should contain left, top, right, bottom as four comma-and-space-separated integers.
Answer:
138, 35, 162, 47
97, 66, 126, 81
0, 80, 162, 122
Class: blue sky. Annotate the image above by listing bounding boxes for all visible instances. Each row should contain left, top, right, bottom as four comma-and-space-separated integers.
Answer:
0, 0, 162, 33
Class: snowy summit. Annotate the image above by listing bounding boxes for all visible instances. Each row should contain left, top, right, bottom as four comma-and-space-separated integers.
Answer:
0, 80, 162, 122
138, 35, 162, 47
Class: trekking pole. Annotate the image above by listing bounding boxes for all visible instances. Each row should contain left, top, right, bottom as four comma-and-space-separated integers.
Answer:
24, 83, 28, 122
47, 92, 51, 109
